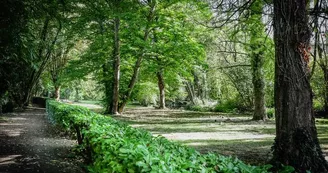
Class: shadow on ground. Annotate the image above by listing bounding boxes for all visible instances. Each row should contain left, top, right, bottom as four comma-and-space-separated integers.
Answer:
112, 107, 328, 165
0, 108, 84, 173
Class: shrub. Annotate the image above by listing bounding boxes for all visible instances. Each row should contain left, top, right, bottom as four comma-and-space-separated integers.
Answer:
214, 100, 240, 113
313, 99, 324, 112
132, 82, 158, 106
266, 108, 275, 119
186, 104, 212, 112
46, 100, 280, 173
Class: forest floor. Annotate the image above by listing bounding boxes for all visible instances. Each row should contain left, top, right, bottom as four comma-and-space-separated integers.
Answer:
109, 106, 328, 165
69, 101, 328, 165
0, 107, 84, 173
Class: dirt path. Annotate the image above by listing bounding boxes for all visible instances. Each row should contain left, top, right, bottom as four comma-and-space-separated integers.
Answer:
0, 107, 84, 173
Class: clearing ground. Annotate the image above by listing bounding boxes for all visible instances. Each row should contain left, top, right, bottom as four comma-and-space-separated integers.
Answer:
111, 107, 328, 165
0, 107, 84, 173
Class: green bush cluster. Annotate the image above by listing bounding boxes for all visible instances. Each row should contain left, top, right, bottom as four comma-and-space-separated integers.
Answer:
266, 108, 275, 119
47, 100, 273, 173
214, 100, 240, 113
186, 105, 213, 112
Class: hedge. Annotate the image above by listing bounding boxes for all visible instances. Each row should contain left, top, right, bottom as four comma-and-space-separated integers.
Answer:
46, 100, 280, 173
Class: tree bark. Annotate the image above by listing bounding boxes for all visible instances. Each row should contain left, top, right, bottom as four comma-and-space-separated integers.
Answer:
111, 15, 120, 115
103, 64, 113, 114
24, 17, 62, 106
54, 85, 61, 101
272, 0, 328, 172
117, 29, 149, 114
185, 81, 196, 105
157, 69, 165, 109
247, 0, 267, 121
252, 51, 267, 120
323, 68, 328, 114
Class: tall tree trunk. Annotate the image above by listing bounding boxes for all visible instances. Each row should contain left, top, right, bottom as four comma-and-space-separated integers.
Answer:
184, 81, 196, 105
118, 57, 141, 113
74, 87, 80, 102
111, 16, 120, 115
247, 0, 267, 121
252, 52, 267, 120
157, 69, 165, 109
323, 68, 328, 114
0, 95, 3, 115
118, 1, 156, 113
54, 85, 61, 101
272, 0, 328, 172
24, 17, 61, 106
103, 64, 113, 114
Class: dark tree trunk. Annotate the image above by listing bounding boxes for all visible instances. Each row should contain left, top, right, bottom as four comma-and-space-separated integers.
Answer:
185, 81, 196, 105
74, 87, 80, 102
54, 85, 60, 101
24, 16, 61, 106
0, 95, 2, 115
317, 35, 328, 115
272, 0, 328, 172
111, 15, 120, 115
103, 64, 113, 114
323, 68, 328, 114
117, 56, 140, 113
157, 69, 165, 109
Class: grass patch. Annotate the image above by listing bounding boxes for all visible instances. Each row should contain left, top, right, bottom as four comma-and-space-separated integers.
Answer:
0, 116, 8, 122
111, 106, 328, 167
78, 100, 101, 105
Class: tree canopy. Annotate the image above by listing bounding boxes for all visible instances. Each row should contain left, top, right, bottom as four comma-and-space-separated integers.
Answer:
1, 0, 328, 171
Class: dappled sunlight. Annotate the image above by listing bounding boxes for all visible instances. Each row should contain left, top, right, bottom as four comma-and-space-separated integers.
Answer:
0, 129, 24, 137
0, 123, 23, 126
0, 155, 22, 166
10, 117, 27, 121
113, 107, 277, 164
0, 108, 85, 173
160, 131, 274, 141
0, 117, 26, 137
71, 102, 102, 109
30, 137, 77, 147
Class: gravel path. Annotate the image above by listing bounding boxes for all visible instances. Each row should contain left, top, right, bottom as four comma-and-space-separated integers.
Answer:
0, 107, 84, 173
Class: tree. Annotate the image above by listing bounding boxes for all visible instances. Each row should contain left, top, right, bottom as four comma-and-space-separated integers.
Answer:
0, 0, 27, 111
311, 0, 328, 115
272, 0, 328, 172
48, 42, 73, 101
111, 0, 121, 115
117, 0, 156, 113
246, 0, 267, 120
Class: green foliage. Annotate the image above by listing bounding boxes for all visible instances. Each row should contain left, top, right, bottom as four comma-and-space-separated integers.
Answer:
311, 65, 325, 112
266, 108, 275, 119
46, 100, 272, 173
132, 82, 158, 106
313, 100, 324, 112
214, 100, 240, 113
186, 105, 212, 112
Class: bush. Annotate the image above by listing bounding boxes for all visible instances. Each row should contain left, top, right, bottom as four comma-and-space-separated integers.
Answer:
266, 108, 275, 119
186, 104, 212, 112
214, 100, 240, 113
132, 82, 158, 106
47, 100, 275, 173
313, 99, 324, 112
